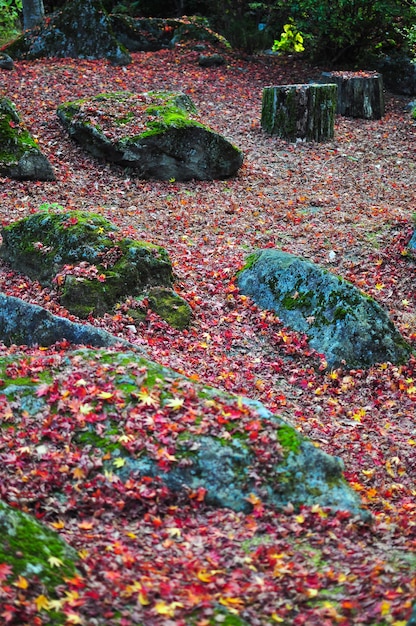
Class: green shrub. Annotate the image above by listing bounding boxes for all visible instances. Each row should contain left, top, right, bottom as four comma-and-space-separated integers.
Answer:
0, 0, 22, 43
289, 0, 413, 65
272, 19, 304, 53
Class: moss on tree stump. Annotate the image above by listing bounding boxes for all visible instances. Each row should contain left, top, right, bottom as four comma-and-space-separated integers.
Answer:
261, 84, 337, 142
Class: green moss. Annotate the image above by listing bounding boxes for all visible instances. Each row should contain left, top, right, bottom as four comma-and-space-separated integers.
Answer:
0, 98, 39, 164
277, 424, 302, 454
281, 290, 313, 310
147, 287, 192, 329
0, 500, 79, 623
236, 251, 261, 275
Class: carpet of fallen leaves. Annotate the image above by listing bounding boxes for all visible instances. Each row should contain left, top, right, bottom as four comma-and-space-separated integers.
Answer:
0, 42, 415, 625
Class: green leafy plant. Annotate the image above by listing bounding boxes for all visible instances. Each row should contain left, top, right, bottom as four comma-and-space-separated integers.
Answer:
288, 0, 413, 64
0, 0, 22, 44
272, 19, 304, 53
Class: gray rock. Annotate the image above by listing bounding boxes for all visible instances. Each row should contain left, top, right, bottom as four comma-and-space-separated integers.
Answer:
407, 604, 416, 626
373, 54, 416, 96
0, 52, 14, 70
2, 0, 131, 65
409, 229, 416, 254
9, 149, 55, 181
57, 90, 243, 180
198, 53, 225, 67
0, 292, 135, 348
109, 15, 229, 53
237, 249, 411, 368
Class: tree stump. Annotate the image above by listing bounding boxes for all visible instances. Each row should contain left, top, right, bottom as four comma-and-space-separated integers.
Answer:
321, 71, 385, 119
261, 83, 337, 142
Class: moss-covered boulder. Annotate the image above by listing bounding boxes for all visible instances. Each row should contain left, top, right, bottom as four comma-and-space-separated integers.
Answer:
237, 249, 411, 369
0, 345, 368, 519
0, 98, 55, 181
57, 91, 243, 180
2, 0, 130, 65
0, 208, 173, 318
109, 15, 229, 52
0, 499, 80, 622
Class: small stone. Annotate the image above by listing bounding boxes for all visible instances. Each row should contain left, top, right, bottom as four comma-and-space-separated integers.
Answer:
198, 53, 225, 67
0, 53, 14, 70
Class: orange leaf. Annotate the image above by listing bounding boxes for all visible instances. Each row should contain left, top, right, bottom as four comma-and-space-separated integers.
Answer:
14, 575, 29, 589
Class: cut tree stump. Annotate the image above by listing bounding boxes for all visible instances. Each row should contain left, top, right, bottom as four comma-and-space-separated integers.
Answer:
321, 71, 385, 119
261, 83, 337, 142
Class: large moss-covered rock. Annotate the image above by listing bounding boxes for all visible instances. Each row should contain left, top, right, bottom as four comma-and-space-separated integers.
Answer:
0, 208, 173, 318
3, 0, 130, 65
57, 91, 243, 180
0, 499, 79, 620
237, 249, 411, 369
0, 345, 368, 519
0, 98, 55, 181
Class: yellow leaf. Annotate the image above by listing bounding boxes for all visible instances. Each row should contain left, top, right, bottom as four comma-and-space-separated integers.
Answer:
139, 592, 150, 606
14, 575, 29, 589
47, 599, 64, 611
362, 468, 376, 478
386, 459, 395, 478
113, 457, 126, 468
381, 600, 391, 616
78, 549, 89, 559
64, 590, 80, 603
375, 283, 385, 290
219, 597, 245, 607
196, 569, 213, 583
48, 556, 64, 568
79, 403, 95, 415
295, 514, 305, 524
66, 614, 83, 624
35, 594, 50, 611
407, 439, 416, 446
118, 434, 133, 444
50, 519, 65, 530
306, 588, 319, 598
97, 391, 113, 400
154, 601, 183, 616
164, 397, 185, 410
137, 388, 159, 407
272, 615, 285, 623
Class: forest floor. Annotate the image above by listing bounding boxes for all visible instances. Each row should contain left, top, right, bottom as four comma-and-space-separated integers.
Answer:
0, 44, 415, 625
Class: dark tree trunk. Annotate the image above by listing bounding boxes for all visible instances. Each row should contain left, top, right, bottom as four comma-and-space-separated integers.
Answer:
321, 71, 385, 119
261, 83, 337, 142
22, 0, 45, 29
